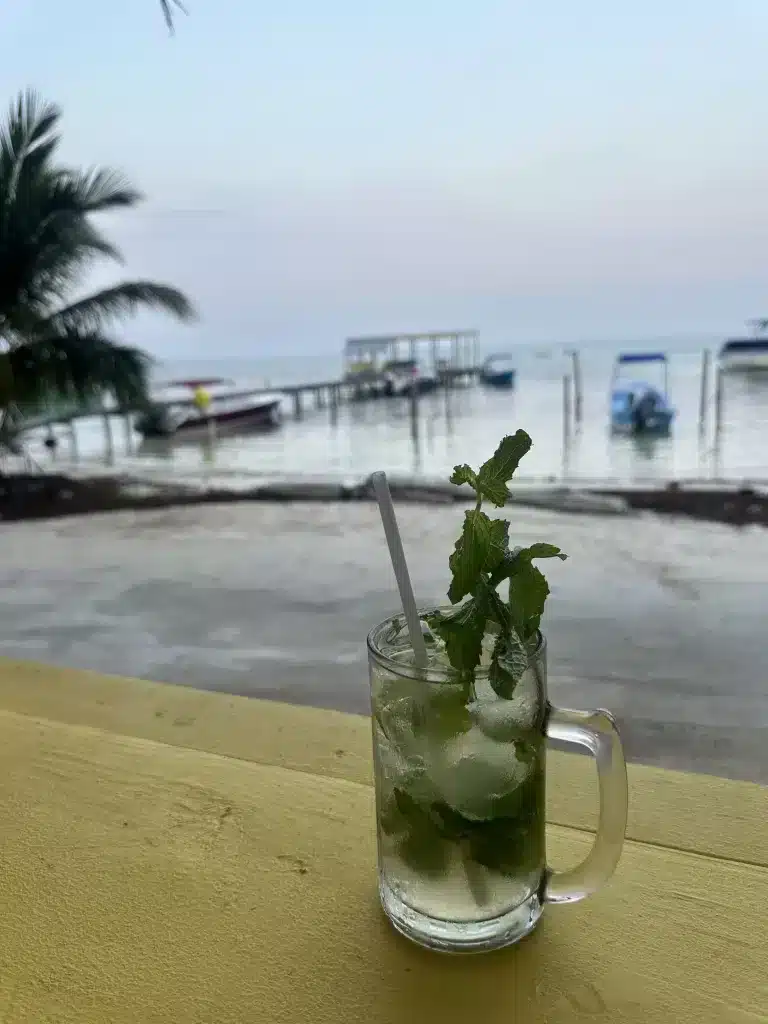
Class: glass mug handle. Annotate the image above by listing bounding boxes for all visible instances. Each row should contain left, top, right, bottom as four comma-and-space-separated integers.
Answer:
544, 706, 629, 903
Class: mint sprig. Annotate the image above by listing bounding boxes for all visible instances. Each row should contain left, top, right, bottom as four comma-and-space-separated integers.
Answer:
447, 511, 508, 603
430, 430, 566, 696
450, 430, 532, 507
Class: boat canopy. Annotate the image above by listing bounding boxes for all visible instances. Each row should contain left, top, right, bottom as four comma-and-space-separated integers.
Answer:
615, 352, 667, 364
719, 338, 768, 355
161, 377, 236, 389
611, 351, 669, 395
483, 353, 516, 367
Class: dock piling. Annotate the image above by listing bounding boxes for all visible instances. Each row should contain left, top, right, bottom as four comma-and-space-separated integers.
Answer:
67, 419, 78, 461
206, 415, 217, 451
570, 349, 583, 426
713, 365, 724, 475
101, 405, 115, 464
451, 335, 459, 377
123, 413, 134, 454
698, 349, 711, 442
409, 376, 419, 442
562, 373, 572, 478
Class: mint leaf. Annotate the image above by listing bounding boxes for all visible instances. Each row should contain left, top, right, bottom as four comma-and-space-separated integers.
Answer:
397, 830, 449, 876
448, 510, 508, 603
475, 430, 532, 507
468, 815, 544, 878
486, 519, 510, 568
488, 628, 530, 699
437, 432, 565, 683
507, 561, 550, 638
389, 789, 449, 875
513, 739, 537, 765
430, 599, 487, 675
394, 787, 432, 824
518, 543, 567, 562
430, 801, 476, 840
474, 577, 510, 632
429, 692, 473, 740
449, 464, 478, 490
489, 543, 566, 587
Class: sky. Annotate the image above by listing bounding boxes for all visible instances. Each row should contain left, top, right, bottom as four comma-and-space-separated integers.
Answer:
2, 1, 768, 360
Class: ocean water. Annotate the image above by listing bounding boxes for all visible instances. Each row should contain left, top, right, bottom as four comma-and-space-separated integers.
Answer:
22, 342, 768, 484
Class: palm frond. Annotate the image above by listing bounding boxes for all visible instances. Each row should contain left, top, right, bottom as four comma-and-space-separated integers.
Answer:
0, 90, 60, 174
43, 282, 197, 336
160, 0, 188, 32
0, 173, 125, 328
61, 168, 143, 213
0, 90, 61, 219
0, 350, 13, 408
5, 331, 152, 409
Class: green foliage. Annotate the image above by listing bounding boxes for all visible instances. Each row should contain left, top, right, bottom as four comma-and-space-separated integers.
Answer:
0, 89, 195, 436
447, 511, 508, 603
428, 599, 487, 676
382, 764, 545, 881
473, 431, 532, 506
430, 431, 567, 696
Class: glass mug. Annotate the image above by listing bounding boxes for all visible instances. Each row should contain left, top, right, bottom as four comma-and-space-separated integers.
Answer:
368, 610, 628, 953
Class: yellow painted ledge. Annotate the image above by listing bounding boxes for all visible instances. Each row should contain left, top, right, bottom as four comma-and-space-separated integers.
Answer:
1, 657, 766, 866
1, 708, 766, 1024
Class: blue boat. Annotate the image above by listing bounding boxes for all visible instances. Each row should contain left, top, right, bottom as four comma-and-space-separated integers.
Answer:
480, 354, 516, 389
609, 352, 675, 435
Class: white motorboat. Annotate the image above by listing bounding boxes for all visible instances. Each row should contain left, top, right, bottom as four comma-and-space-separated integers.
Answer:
718, 337, 768, 372
135, 378, 284, 441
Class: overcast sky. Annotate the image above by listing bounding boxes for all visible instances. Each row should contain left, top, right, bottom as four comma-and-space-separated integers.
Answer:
2, 1, 767, 359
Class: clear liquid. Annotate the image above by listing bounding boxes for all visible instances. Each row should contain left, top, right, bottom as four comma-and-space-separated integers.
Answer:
379, 807, 543, 923
371, 636, 546, 925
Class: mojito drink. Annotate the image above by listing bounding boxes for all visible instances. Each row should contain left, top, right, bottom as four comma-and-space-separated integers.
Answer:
370, 615, 547, 946
369, 432, 627, 951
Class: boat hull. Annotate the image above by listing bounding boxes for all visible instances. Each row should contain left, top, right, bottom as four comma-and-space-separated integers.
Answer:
384, 377, 439, 397
480, 370, 516, 389
610, 384, 674, 436
137, 399, 283, 442
719, 352, 768, 372
610, 415, 673, 437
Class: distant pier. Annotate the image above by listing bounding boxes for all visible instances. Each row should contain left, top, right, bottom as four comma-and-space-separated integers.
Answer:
13, 328, 488, 448
8, 329, 752, 490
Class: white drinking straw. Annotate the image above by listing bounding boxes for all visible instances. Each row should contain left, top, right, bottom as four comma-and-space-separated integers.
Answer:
371, 471, 429, 668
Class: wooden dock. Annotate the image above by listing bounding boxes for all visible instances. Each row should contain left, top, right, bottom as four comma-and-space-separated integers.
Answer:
15, 363, 484, 439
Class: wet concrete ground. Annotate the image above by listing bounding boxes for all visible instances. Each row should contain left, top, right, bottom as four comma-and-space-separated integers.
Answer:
0, 503, 766, 783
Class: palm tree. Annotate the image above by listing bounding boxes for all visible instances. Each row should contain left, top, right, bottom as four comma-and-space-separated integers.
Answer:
160, 0, 187, 32
0, 90, 195, 441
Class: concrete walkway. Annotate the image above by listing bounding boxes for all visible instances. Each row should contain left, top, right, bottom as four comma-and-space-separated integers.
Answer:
0, 503, 765, 782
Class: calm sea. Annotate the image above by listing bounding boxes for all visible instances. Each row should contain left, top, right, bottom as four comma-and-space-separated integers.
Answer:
23, 341, 768, 484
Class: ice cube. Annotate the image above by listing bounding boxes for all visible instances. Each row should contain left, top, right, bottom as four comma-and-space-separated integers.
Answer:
470, 670, 541, 735
468, 698, 533, 742
375, 673, 424, 710
374, 705, 437, 806
433, 727, 533, 821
